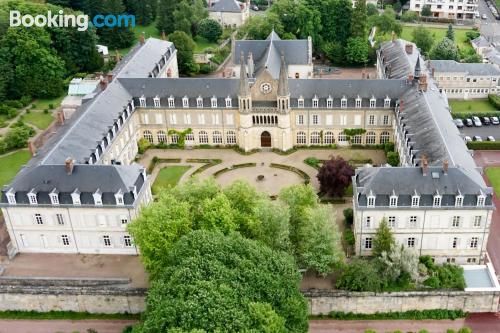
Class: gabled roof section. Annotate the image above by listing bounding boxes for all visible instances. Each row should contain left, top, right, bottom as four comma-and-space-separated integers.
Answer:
378, 39, 416, 79
429, 60, 500, 76
209, 0, 243, 13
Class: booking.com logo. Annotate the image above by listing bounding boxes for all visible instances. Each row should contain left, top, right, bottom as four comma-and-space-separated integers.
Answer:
10, 10, 135, 32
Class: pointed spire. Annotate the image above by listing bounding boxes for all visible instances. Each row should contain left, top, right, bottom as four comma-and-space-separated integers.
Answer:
414, 56, 421, 79
239, 52, 250, 97
277, 54, 289, 97
247, 52, 254, 78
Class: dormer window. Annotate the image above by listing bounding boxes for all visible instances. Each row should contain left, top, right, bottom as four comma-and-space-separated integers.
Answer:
49, 189, 59, 205
411, 194, 420, 207
28, 189, 37, 205
389, 194, 398, 207
298, 96, 304, 108
327, 95, 333, 108
367, 192, 376, 207
312, 95, 319, 108
153, 96, 160, 108
93, 189, 103, 206
433, 193, 442, 208
477, 193, 486, 207
168, 96, 175, 108
139, 96, 146, 107
6, 188, 16, 204
115, 189, 124, 206
455, 195, 463, 207
370, 96, 376, 108
225, 96, 232, 107
384, 96, 391, 108
196, 96, 203, 108
211, 96, 218, 108
182, 96, 189, 108
341, 96, 347, 108
71, 189, 81, 205
355, 96, 362, 108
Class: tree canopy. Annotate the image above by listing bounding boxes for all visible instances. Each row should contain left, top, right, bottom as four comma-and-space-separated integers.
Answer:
430, 37, 459, 61
411, 26, 434, 55
317, 156, 355, 197
168, 31, 198, 75
135, 231, 308, 333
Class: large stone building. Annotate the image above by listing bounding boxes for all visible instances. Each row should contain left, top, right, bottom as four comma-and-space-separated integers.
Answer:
208, 0, 250, 28
0, 36, 494, 265
408, 0, 477, 20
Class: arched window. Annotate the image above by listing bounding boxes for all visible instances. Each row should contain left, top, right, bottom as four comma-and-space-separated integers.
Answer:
185, 133, 195, 142
157, 130, 167, 143
352, 135, 362, 144
143, 130, 153, 143
170, 134, 179, 144
296, 131, 306, 145
199, 131, 209, 144
226, 131, 236, 144
366, 131, 376, 144
324, 131, 335, 144
380, 131, 390, 144
310, 131, 321, 144
338, 132, 347, 142
213, 131, 223, 144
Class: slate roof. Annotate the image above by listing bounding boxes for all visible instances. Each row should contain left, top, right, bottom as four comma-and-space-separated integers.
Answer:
209, 0, 243, 12
428, 60, 500, 76
472, 36, 490, 48
355, 166, 493, 208
1, 164, 145, 206
234, 31, 309, 78
378, 39, 416, 79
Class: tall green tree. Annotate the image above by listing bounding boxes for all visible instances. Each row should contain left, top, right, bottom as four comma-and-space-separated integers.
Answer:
351, 0, 367, 38
430, 37, 459, 60
135, 231, 309, 332
331, 0, 353, 46
124, 0, 157, 25
157, 0, 177, 34
239, 12, 285, 40
270, 0, 322, 41
168, 30, 198, 75
345, 36, 370, 65
411, 26, 434, 55
372, 218, 395, 257
446, 24, 455, 41
97, 0, 135, 49
197, 18, 222, 43
421, 5, 432, 18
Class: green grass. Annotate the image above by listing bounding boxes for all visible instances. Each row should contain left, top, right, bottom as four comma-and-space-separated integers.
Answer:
194, 36, 218, 53
22, 111, 54, 130
152, 166, 191, 194
449, 99, 498, 113
33, 95, 64, 111
486, 167, 500, 197
0, 150, 31, 187
400, 25, 474, 52
0, 310, 140, 320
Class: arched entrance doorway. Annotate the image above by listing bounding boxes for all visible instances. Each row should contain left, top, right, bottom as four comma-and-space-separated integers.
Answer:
261, 131, 271, 147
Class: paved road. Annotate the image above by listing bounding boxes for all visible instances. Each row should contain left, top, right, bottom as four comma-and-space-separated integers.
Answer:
0, 319, 137, 333
310, 313, 500, 333
478, 0, 500, 43
459, 124, 500, 140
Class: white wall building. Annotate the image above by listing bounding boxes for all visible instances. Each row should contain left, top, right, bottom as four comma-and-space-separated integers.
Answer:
409, 0, 477, 20
208, 0, 250, 28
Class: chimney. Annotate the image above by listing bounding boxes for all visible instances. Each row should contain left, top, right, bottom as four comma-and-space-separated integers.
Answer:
115, 50, 121, 63
419, 74, 428, 92
99, 77, 108, 91
139, 33, 145, 45
106, 73, 113, 83
431, 67, 435, 77
421, 155, 428, 176
208, 0, 212, 8
65, 158, 75, 175
57, 111, 65, 125
28, 141, 36, 156
443, 160, 449, 175
408, 73, 414, 82
405, 43, 413, 54
399, 100, 404, 112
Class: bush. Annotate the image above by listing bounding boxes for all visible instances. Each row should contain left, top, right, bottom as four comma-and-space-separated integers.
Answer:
336, 258, 382, 292
343, 208, 353, 226
199, 63, 214, 74
5, 100, 23, 109
197, 18, 223, 43
343, 228, 355, 246
43, 109, 49, 114
328, 309, 466, 320
467, 141, 500, 150
401, 11, 419, 22
304, 157, 321, 169
20, 96, 32, 107
48, 103, 54, 109
387, 151, 399, 166
458, 327, 472, 333
137, 138, 151, 154
488, 94, 500, 110
465, 31, 481, 41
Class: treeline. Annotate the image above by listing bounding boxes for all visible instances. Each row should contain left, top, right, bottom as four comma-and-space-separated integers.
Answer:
0, 1, 104, 101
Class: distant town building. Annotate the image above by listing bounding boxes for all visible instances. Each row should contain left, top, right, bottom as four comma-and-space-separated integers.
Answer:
408, 0, 477, 20
208, 0, 250, 28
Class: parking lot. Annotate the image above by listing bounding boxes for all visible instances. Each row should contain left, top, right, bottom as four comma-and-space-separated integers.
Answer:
457, 117, 500, 141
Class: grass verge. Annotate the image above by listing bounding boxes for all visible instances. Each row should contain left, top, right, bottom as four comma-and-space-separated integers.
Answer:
0, 310, 140, 320
0, 150, 31, 187
152, 165, 191, 194
449, 99, 497, 113
400, 25, 474, 52
310, 309, 466, 320
22, 111, 54, 130
486, 167, 500, 197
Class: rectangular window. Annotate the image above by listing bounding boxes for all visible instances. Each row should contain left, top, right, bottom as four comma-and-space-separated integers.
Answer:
121, 218, 128, 225
35, 214, 43, 225
367, 197, 375, 207
368, 115, 375, 125
169, 113, 177, 125
365, 216, 372, 228
298, 99, 304, 108
168, 98, 175, 108
370, 99, 376, 108
409, 216, 418, 228
340, 115, 347, 126
354, 115, 361, 125
212, 114, 220, 125
433, 196, 441, 207
103, 235, 111, 247
226, 114, 234, 125
383, 115, 390, 125
312, 114, 319, 125
326, 115, 333, 126
407, 237, 416, 248
312, 99, 319, 108
452, 216, 461, 228
364, 237, 373, 249
412, 196, 420, 207
61, 234, 70, 246
296, 115, 304, 125
452, 237, 459, 249
467, 258, 477, 264
341, 99, 347, 108
56, 214, 64, 225
389, 197, 397, 207
388, 216, 396, 228
356, 99, 362, 108
470, 237, 479, 249
473, 216, 482, 227
447, 258, 456, 263
326, 99, 333, 108
184, 114, 191, 125
124, 236, 132, 247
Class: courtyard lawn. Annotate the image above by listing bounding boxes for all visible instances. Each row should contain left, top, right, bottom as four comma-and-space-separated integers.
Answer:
449, 99, 498, 113
486, 167, 500, 197
152, 166, 191, 194
22, 111, 54, 130
0, 150, 31, 188
194, 36, 218, 53
400, 25, 474, 53
33, 95, 64, 111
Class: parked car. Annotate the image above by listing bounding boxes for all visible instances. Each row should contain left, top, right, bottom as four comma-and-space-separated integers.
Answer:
472, 116, 482, 127
491, 116, 499, 125
488, 136, 496, 141
465, 118, 473, 127
454, 119, 464, 128
482, 14, 488, 19
482, 117, 491, 125
464, 136, 472, 142
475, 12, 480, 18
473, 135, 483, 141
251, 5, 259, 10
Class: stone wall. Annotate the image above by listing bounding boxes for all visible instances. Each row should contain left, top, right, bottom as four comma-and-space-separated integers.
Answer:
0, 285, 147, 314
303, 290, 500, 315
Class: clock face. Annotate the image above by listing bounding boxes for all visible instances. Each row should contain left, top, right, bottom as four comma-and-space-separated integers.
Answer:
260, 82, 272, 94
